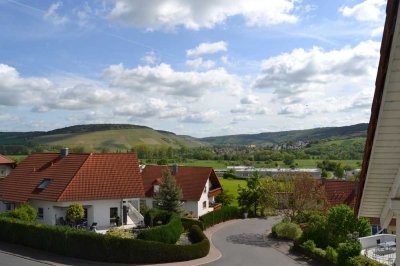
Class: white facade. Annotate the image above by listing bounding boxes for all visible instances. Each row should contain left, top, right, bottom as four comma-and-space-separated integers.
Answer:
3, 198, 142, 229
143, 179, 216, 218
0, 165, 13, 178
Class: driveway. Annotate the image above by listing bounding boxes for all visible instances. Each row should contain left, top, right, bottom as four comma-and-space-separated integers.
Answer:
205, 217, 318, 266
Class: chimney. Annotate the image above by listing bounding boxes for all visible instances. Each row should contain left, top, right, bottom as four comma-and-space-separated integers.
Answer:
172, 164, 178, 175
60, 148, 69, 157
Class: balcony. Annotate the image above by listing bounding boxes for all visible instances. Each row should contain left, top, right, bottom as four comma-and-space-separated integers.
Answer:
208, 187, 222, 197
359, 234, 396, 265
209, 202, 222, 211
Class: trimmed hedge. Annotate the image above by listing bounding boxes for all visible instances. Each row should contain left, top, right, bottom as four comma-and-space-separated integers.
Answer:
137, 213, 183, 244
348, 256, 386, 266
200, 206, 241, 229
272, 221, 302, 240
181, 217, 204, 231
0, 217, 209, 264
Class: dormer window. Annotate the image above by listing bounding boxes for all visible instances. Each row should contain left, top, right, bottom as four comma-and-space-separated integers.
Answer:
154, 185, 160, 193
37, 179, 51, 190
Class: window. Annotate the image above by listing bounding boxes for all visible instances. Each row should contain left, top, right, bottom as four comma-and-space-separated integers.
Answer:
37, 208, 43, 219
83, 208, 88, 220
5, 203, 14, 211
154, 185, 160, 193
0, 170, 4, 176
37, 179, 51, 190
110, 207, 118, 224
203, 201, 207, 209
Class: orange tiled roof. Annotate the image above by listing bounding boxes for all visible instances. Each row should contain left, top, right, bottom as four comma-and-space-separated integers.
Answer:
141, 165, 222, 201
0, 155, 15, 165
323, 180, 356, 209
0, 153, 144, 202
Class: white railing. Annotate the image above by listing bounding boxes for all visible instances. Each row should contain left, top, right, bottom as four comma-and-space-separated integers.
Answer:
359, 234, 396, 249
127, 201, 144, 225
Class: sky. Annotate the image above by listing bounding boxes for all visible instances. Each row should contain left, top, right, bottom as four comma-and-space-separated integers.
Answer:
0, 0, 386, 137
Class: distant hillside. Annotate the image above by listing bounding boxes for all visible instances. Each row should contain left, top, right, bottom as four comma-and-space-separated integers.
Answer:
201, 123, 368, 146
0, 124, 206, 151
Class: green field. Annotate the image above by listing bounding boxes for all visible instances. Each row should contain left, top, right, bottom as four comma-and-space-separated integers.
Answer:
219, 178, 246, 207
180, 160, 228, 169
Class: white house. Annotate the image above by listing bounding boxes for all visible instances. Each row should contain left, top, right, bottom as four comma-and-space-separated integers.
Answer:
141, 165, 223, 218
356, 0, 400, 265
0, 149, 145, 229
0, 154, 16, 178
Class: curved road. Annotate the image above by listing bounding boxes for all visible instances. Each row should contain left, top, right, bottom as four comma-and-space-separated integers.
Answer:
206, 217, 316, 266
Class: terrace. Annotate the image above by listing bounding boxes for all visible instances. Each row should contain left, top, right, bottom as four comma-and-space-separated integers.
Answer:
359, 234, 396, 266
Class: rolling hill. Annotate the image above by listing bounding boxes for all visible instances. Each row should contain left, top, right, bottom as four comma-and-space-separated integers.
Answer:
0, 124, 206, 151
200, 123, 368, 146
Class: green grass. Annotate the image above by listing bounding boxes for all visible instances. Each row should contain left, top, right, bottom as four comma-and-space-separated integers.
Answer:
179, 160, 227, 169
219, 178, 246, 207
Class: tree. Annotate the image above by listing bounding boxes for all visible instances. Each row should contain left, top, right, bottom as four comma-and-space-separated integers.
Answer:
66, 203, 84, 223
154, 170, 183, 213
215, 190, 234, 206
260, 178, 279, 212
283, 154, 295, 166
222, 169, 237, 179
335, 164, 345, 179
238, 171, 262, 216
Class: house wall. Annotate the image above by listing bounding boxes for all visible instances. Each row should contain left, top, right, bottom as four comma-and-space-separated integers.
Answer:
0, 165, 12, 178
29, 199, 136, 228
143, 179, 213, 218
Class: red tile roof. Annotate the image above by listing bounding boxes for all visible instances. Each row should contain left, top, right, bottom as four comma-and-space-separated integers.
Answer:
141, 165, 222, 201
0, 155, 15, 165
0, 153, 144, 202
323, 180, 357, 209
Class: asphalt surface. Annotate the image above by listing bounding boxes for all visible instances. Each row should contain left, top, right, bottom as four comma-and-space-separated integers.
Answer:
205, 217, 316, 266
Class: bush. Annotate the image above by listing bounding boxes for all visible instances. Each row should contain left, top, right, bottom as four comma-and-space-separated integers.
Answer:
325, 246, 338, 265
10, 204, 37, 222
271, 222, 302, 240
0, 216, 209, 264
200, 206, 241, 229
66, 203, 84, 223
337, 240, 362, 266
348, 255, 386, 266
181, 217, 204, 231
144, 209, 169, 227
299, 214, 329, 248
188, 225, 205, 243
301, 239, 316, 252
137, 213, 183, 244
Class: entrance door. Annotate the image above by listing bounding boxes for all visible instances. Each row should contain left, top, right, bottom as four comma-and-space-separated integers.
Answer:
123, 205, 128, 225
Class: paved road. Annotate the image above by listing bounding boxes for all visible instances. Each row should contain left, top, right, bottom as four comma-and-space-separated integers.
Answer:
206, 217, 316, 266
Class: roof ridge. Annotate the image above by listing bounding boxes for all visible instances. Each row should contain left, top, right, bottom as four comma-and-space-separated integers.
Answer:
55, 154, 91, 202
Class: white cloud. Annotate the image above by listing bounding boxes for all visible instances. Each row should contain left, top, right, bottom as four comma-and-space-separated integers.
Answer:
186, 41, 227, 57
43, 1, 69, 25
339, 0, 386, 22
108, 0, 299, 31
254, 40, 380, 116
186, 58, 216, 69
181, 110, 219, 123
103, 63, 242, 98
240, 95, 259, 105
371, 26, 384, 37
141, 51, 159, 65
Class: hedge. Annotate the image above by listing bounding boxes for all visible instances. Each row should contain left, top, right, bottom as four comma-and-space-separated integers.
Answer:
137, 213, 183, 244
200, 206, 241, 229
0, 217, 209, 264
181, 217, 204, 231
271, 221, 302, 240
348, 256, 386, 266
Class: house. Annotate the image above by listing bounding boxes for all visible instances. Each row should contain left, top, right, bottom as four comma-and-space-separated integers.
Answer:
356, 0, 400, 264
0, 155, 16, 178
141, 165, 223, 218
0, 149, 145, 229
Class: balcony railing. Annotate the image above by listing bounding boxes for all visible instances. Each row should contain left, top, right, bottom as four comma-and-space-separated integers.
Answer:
208, 187, 222, 197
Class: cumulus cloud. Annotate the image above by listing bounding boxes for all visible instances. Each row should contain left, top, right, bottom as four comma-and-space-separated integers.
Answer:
181, 110, 219, 123
103, 63, 242, 98
254, 40, 380, 116
43, 1, 69, 25
339, 0, 386, 22
186, 41, 227, 57
186, 58, 216, 69
108, 0, 299, 30
141, 51, 159, 65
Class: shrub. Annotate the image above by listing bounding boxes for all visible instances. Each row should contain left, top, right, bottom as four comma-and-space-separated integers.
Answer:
299, 214, 329, 248
313, 247, 326, 258
301, 239, 316, 252
137, 213, 183, 244
181, 217, 204, 231
325, 246, 338, 265
200, 206, 241, 229
66, 203, 84, 223
337, 240, 362, 266
271, 222, 302, 240
0, 216, 209, 264
188, 225, 205, 243
348, 255, 386, 266
10, 204, 37, 222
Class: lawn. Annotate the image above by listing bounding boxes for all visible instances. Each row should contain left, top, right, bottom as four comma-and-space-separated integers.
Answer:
179, 160, 228, 169
219, 178, 246, 207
